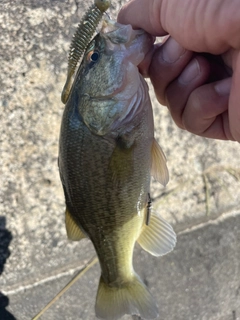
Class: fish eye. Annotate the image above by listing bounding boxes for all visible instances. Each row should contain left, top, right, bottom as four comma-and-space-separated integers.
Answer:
87, 50, 100, 62
91, 52, 99, 62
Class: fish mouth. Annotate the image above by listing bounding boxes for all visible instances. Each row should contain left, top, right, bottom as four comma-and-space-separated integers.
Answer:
101, 19, 137, 41
101, 18, 154, 62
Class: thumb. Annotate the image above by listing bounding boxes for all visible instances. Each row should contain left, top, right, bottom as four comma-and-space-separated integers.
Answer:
118, 0, 240, 53
117, 0, 167, 36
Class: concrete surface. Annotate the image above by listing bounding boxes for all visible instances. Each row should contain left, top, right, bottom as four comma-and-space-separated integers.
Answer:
3, 212, 240, 320
0, 0, 240, 319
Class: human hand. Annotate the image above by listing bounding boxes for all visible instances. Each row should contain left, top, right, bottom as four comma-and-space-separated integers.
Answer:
118, 0, 240, 142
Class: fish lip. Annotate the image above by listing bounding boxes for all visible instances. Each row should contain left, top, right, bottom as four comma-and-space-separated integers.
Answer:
101, 18, 145, 45
101, 19, 154, 69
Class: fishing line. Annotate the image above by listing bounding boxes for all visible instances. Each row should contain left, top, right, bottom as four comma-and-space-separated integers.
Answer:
146, 193, 152, 226
32, 256, 98, 320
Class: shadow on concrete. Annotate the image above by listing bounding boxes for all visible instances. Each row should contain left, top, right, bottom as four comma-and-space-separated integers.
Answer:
0, 216, 17, 320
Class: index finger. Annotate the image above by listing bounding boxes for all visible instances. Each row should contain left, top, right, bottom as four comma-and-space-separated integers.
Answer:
117, 0, 167, 36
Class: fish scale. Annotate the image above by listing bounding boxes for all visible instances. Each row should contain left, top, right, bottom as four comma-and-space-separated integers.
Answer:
59, 18, 176, 320
61, 88, 150, 265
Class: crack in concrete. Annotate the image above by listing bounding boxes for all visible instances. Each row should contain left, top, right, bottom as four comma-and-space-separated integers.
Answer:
2, 259, 98, 296
178, 209, 240, 235
3, 210, 239, 297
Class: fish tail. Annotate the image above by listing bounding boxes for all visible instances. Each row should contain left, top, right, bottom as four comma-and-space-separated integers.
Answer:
95, 273, 158, 320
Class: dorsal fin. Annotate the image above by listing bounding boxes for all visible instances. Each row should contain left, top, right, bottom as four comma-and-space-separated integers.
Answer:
151, 138, 169, 186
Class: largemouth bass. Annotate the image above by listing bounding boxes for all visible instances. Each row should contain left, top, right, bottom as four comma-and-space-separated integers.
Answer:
59, 19, 176, 320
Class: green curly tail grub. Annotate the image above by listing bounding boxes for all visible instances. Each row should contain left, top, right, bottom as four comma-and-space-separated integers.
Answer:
61, 0, 111, 104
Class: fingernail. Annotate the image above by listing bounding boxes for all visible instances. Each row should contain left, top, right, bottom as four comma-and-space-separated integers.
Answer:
162, 37, 185, 63
178, 59, 200, 84
214, 78, 232, 96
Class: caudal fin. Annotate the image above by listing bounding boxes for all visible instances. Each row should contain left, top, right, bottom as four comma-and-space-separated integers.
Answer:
95, 274, 158, 320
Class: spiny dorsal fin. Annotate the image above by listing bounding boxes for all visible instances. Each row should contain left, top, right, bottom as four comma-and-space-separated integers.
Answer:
138, 210, 176, 257
151, 138, 169, 186
65, 208, 87, 241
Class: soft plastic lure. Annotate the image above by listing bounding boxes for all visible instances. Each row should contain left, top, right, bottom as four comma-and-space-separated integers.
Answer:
61, 0, 111, 104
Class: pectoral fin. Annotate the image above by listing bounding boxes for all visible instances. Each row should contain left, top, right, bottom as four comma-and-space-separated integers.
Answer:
151, 138, 169, 186
137, 210, 176, 256
65, 208, 87, 241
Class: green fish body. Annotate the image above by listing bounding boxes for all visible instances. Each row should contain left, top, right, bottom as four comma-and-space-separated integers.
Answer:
59, 19, 176, 320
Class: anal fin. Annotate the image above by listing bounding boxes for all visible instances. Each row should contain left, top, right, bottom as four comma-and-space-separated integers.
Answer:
138, 210, 176, 257
65, 208, 87, 241
151, 138, 169, 186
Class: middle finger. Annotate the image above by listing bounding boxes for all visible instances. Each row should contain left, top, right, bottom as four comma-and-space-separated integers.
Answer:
149, 37, 193, 106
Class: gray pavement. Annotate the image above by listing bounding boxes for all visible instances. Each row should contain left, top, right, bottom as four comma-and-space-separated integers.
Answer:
1, 1, 240, 319
3, 211, 240, 320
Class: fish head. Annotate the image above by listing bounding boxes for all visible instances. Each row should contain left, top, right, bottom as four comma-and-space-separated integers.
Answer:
74, 19, 153, 136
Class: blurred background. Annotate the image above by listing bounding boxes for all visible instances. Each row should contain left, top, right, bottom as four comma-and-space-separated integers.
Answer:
0, 0, 240, 319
